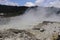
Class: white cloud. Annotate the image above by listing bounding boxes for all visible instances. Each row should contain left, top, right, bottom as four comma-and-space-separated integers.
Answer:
47, 0, 60, 8
24, 2, 35, 7
24, 0, 45, 7
24, 0, 60, 8
35, 0, 60, 8
0, 0, 19, 6
35, 0, 44, 5
1, 0, 60, 7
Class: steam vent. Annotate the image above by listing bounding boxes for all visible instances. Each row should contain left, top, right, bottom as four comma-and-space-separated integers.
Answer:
0, 4, 60, 40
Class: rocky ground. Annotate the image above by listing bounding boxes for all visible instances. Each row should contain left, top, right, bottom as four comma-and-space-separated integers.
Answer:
0, 21, 60, 40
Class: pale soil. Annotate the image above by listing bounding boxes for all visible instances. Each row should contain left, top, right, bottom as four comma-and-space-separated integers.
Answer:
0, 21, 60, 40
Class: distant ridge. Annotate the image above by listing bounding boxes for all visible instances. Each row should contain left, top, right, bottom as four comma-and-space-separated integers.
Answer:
0, 4, 29, 17
0, 4, 60, 18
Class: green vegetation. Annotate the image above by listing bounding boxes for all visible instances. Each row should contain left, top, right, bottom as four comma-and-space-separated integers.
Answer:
0, 4, 29, 17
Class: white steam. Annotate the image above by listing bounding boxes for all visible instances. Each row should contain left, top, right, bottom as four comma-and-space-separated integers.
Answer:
0, 7, 60, 29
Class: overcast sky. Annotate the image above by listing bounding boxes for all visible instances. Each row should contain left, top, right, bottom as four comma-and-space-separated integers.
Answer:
0, 0, 60, 7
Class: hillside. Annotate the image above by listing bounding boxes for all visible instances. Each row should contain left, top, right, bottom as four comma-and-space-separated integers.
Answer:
0, 4, 29, 17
